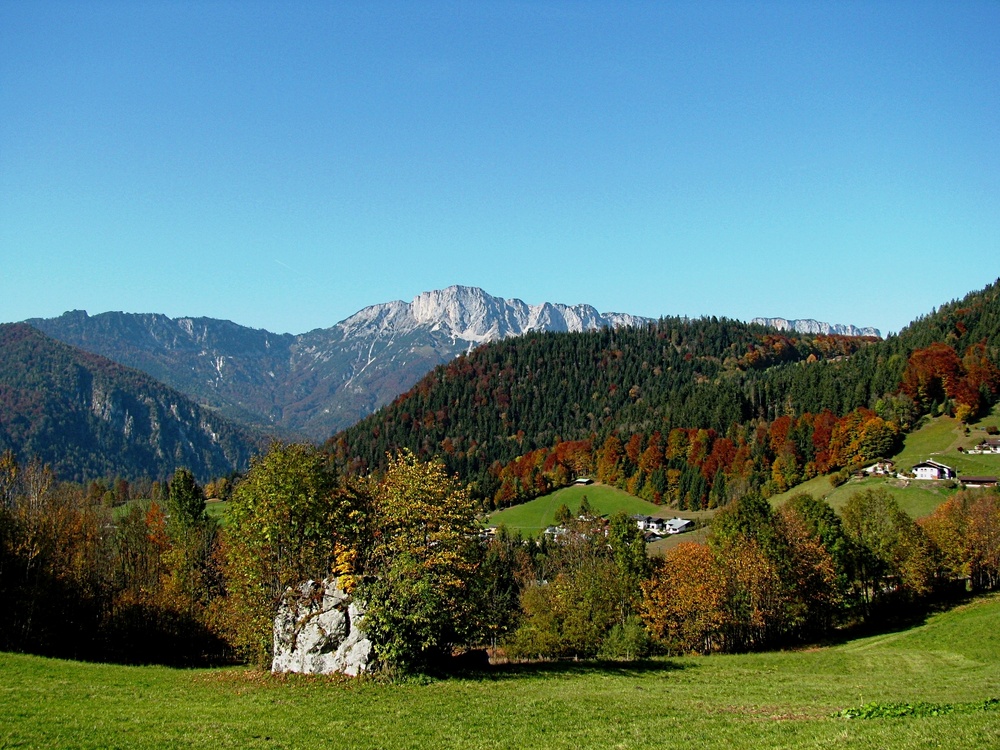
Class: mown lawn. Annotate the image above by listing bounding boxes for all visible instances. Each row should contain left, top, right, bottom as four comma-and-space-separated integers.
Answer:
487, 483, 711, 536
2, 596, 999, 749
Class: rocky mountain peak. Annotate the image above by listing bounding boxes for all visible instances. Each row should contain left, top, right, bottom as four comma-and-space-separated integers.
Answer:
338, 285, 651, 346
751, 317, 881, 338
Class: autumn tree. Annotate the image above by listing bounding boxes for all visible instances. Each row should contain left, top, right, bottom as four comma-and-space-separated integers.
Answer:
920, 489, 1000, 591
640, 542, 726, 654
506, 511, 642, 661
224, 443, 365, 666
841, 488, 937, 612
359, 450, 484, 673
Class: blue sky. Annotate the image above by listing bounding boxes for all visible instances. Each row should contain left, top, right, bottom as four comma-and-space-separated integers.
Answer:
1, 1, 997, 336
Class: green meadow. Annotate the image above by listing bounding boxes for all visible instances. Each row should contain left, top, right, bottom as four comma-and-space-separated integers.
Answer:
3, 595, 999, 749
487, 483, 711, 536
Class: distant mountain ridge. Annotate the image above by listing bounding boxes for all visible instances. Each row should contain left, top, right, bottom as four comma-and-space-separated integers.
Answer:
751, 317, 881, 338
340, 285, 650, 344
27, 286, 652, 440
0, 324, 259, 482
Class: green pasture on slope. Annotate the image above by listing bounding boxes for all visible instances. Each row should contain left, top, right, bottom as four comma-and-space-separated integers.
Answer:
771, 475, 958, 519
3, 595, 999, 749
891, 404, 1000, 477
487, 483, 711, 535
770, 407, 1000, 518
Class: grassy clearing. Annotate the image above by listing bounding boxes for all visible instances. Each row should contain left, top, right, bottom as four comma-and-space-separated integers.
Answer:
205, 499, 229, 524
822, 477, 956, 517
487, 483, 712, 536
770, 474, 955, 519
2, 596, 999, 749
646, 525, 711, 555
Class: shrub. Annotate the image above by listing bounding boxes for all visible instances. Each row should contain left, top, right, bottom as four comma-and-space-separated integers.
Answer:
829, 469, 849, 488
597, 616, 651, 661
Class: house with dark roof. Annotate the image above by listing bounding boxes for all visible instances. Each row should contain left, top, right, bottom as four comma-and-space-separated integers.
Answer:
971, 438, 1000, 454
911, 460, 956, 480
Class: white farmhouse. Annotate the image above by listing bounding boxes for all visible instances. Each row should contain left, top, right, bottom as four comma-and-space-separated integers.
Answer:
911, 460, 956, 480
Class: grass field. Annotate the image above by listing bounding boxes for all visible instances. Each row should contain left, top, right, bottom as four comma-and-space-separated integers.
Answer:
771, 475, 957, 519
487, 483, 712, 536
2, 595, 999, 749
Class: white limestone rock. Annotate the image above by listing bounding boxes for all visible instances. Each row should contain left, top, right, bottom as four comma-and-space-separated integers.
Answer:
751, 316, 881, 338
271, 578, 374, 676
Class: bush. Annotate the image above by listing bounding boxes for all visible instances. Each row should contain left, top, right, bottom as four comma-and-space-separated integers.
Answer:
597, 616, 651, 661
829, 470, 849, 488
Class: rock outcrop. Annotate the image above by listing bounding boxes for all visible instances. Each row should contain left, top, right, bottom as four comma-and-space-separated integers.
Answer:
271, 578, 374, 676
751, 316, 881, 338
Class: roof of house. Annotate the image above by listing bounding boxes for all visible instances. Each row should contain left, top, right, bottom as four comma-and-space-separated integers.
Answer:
665, 517, 693, 530
912, 459, 954, 471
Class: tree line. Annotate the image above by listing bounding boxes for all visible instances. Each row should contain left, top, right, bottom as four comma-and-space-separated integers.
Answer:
3, 443, 1000, 670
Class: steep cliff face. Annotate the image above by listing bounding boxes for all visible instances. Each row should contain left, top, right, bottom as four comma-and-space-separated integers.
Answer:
751, 317, 881, 338
29, 287, 651, 440
0, 323, 259, 482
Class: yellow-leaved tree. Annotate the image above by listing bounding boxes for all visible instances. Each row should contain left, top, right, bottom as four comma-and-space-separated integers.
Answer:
358, 449, 483, 674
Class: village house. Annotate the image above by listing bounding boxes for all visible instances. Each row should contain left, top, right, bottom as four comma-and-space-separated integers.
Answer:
665, 517, 694, 535
861, 460, 896, 477
969, 438, 1000, 455
632, 515, 661, 533
911, 460, 956, 480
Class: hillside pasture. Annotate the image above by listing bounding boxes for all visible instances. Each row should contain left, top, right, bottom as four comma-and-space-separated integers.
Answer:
892, 404, 1000, 477
487, 483, 712, 535
2, 595, 999, 749
771, 409, 1000, 518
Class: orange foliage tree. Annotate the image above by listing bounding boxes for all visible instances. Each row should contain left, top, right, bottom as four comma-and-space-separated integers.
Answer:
640, 542, 726, 654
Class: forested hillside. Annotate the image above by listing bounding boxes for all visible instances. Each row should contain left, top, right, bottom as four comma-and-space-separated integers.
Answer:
331, 280, 1000, 508
0, 324, 260, 482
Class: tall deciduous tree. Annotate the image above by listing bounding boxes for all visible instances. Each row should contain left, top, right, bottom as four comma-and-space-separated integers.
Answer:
841, 488, 937, 611
640, 542, 726, 654
359, 450, 483, 673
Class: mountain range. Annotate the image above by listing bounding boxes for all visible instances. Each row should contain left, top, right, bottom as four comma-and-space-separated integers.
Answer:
6, 284, 889, 481
751, 317, 881, 337
26, 286, 653, 440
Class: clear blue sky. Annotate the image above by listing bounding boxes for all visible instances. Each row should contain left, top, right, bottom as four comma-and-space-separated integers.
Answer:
2, 1, 997, 336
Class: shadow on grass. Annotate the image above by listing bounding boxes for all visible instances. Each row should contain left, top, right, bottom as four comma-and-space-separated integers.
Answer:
794, 588, 979, 651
